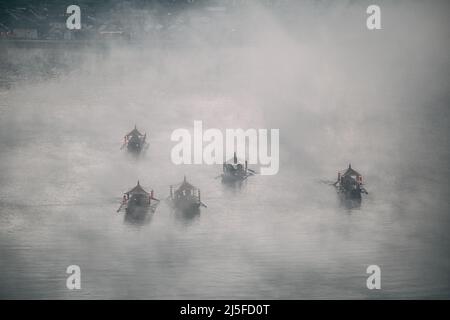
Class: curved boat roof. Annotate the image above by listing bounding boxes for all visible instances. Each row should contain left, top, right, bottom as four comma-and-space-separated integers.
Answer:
342, 164, 362, 177
126, 180, 150, 195
175, 176, 197, 193
126, 125, 144, 137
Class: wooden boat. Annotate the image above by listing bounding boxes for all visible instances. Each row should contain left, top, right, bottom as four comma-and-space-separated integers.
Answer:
117, 181, 159, 221
168, 176, 206, 212
220, 152, 256, 183
333, 164, 368, 201
121, 125, 149, 155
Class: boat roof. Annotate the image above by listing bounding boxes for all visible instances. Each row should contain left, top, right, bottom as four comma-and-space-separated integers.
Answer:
175, 176, 197, 193
125, 180, 150, 195
126, 125, 144, 137
342, 164, 362, 177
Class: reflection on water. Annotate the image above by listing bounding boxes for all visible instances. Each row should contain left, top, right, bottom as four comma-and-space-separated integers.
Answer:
123, 211, 154, 226
0, 81, 448, 298
221, 178, 247, 190
339, 197, 362, 211
0, 135, 448, 299
173, 208, 201, 226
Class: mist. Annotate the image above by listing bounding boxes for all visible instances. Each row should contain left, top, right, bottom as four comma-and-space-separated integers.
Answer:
0, 0, 449, 299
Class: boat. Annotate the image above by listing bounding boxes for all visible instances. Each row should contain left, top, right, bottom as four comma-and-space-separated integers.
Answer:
168, 176, 206, 212
121, 125, 149, 155
117, 181, 159, 221
220, 152, 256, 183
333, 164, 368, 201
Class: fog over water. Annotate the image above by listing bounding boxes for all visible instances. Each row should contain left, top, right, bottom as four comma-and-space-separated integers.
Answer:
0, 0, 449, 298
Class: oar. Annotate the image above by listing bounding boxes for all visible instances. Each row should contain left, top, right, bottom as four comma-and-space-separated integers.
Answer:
317, 179, 336, 185
247, 168, 258, 174
200, 201, 207, 208
116, 203, 124, 213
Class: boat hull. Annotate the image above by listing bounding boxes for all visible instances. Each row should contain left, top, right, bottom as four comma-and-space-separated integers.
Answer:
124, 202, 157, 223
222, 175, 245, 184
174, 198, 201, 212
338, 188, 362, 200
126, 140, 149, 155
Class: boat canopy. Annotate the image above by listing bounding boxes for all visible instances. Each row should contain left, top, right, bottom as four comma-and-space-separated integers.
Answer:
125, 181, 150, 195
175, 176, 198, 194
125, 125, 144, 138
341, 164, 362, 178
